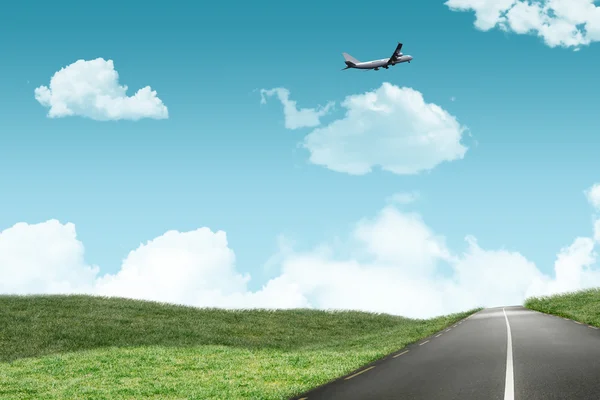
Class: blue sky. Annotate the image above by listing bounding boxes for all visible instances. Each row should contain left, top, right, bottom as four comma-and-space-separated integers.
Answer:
2, 0, 600, 316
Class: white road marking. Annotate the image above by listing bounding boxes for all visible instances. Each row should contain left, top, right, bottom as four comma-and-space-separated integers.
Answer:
503, 308, 515, 400
564, 318, 570, 321
344, 366, 375, 380
393, 350, 409, 358
435, 333, 443, 338
589, 326, 599, 330
446, 329, 451, 332
419, 340, 430, 346
574, 321, 583, 325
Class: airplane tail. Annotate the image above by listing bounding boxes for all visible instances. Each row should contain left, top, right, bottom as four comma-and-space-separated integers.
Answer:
342, 52, 360, 65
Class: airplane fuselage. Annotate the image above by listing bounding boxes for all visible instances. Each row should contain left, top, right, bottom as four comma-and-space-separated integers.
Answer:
349, 55, 413, 70
341, 42, 412, 71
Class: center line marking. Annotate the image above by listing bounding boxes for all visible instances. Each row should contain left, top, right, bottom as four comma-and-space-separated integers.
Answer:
435, 333, 442, 337
419, 340, 429, 346
503, 308, 515, 400
393, 350, 409, 358
345, 366, 375, 380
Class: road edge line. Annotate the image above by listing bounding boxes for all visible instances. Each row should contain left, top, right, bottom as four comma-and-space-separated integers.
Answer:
344, 366, 375, 380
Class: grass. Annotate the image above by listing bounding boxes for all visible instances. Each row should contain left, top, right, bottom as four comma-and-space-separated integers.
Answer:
0, 295, 479, 399
524, 287, 600, 327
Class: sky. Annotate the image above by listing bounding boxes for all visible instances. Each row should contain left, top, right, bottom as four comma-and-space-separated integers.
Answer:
2, 0, 600, 318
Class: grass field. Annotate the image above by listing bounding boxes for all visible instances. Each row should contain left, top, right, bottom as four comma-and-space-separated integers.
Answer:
524, 287, 600, 327
0, 295, 478, 399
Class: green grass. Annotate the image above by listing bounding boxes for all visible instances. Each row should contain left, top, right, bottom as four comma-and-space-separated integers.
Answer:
0, 295, 479, 399
524, 287, 600, 327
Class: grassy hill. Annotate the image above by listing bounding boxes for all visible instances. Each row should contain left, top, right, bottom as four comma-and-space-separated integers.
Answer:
524, 287, 600, 327
0, 295, 477, 399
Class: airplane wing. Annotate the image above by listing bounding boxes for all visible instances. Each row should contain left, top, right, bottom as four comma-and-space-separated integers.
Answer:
387, 42, 403, 64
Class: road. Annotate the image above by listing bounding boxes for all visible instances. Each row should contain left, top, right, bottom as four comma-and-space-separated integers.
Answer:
292, 306, 600, 400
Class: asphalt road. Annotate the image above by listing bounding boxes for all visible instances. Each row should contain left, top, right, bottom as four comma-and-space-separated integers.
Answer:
292, 306, 600, 400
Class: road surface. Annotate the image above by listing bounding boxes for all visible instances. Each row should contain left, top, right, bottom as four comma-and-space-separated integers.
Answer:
292, 306, 600, 400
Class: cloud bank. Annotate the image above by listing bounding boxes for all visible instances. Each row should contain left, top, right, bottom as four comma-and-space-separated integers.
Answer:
262, 83, 468, 176
35, 58, 168, 121
446, 0, 600, 48
2, 185, 600, 319
260, 87, 334, 129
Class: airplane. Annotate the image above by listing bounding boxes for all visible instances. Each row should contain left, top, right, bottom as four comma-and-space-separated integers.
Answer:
341, 42, 413, 71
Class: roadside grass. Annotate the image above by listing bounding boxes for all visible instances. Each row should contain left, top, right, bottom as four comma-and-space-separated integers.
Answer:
0, 295, 479, 399
524, 287, 600, 327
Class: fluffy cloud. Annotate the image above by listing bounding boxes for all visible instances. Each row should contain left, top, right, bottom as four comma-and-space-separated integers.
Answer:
302, 83, 467, 175
445, 0, 600, 48
586, 183, 600, 210
260, 87, 334, 129
35, 58, 168, 121
0, 220, 98, 294
261, 84, 468, 176
94, 229, 250, 306
2, 185, 600, 318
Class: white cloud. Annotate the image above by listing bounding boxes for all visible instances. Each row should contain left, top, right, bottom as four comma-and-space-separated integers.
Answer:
586, 183, 600, 210
386, 191, 420, 205
301, 83, 468, 175
446, 0, 600, 49
0, 221, 306, 310
35, 58, 168, 121
262, 84, 468, 176
548, 237, 597, 293
353, 207, 453, 275
94, 229, 250, 306
3, 184, 600, 318
260, 87, 334, 129
0, 220, 98, 294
